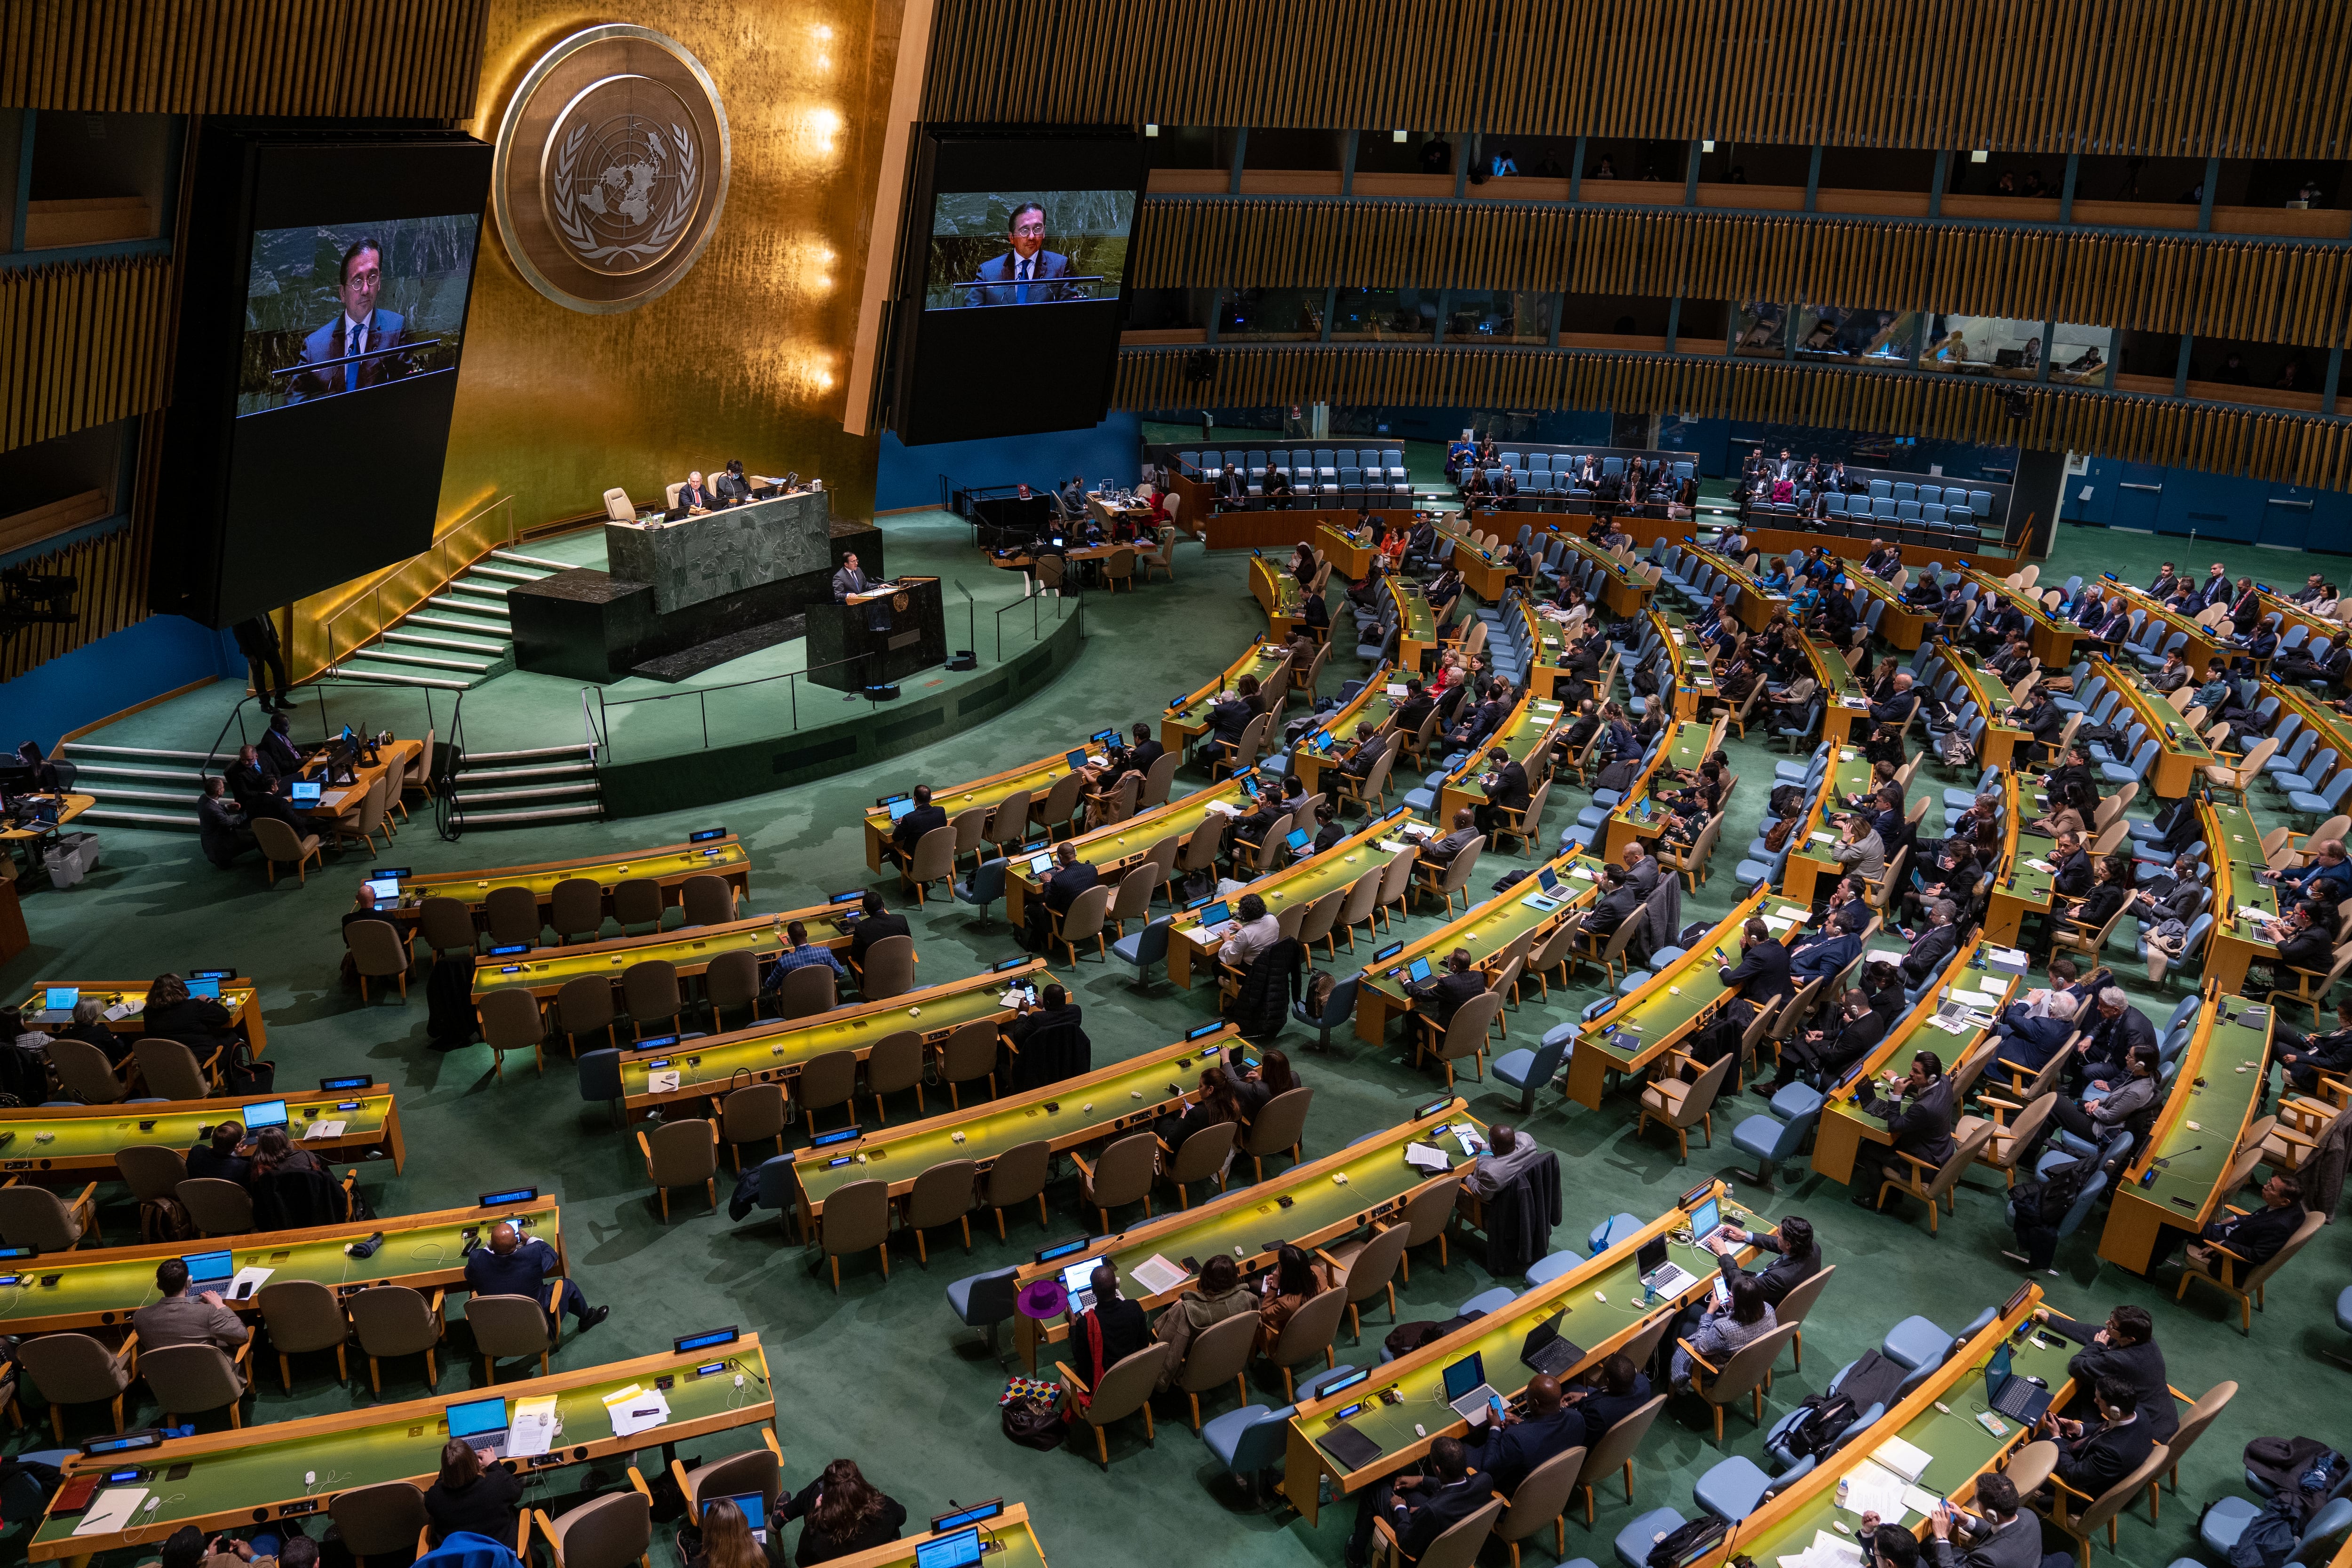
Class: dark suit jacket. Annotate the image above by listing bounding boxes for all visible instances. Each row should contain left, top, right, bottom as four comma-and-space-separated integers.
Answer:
2054, 1416, 2158, 1499
1043, 861, 1100, 915
1587, 884, 1646, 936
1901, 922, 1961, 985
1790, 930, 1862, 981
2203, 1200, 2307, 1265
1393, 1474, 1495, 1560
847, 910, 911, 969
1716, 1232, 1822, 1306
832, 566, 871, 603
1405, 969, 1488, 1028
1925, 1515, 2046, 1568
965, 248, 1076, 306
1472, 1404, 1586, 1496
891, 804, 946, 855
1571, 1369, 1653, 1446
1486, 760, 1530, 812
285, 309, 414, 402
1859, 1076, 1957, 1166
2064, 1336, 2176, 1441
1720, 938, 1795, 1007
1994, 1007, 2076, 1072
714, 472, 756, 503
2051, 850, 2094, 897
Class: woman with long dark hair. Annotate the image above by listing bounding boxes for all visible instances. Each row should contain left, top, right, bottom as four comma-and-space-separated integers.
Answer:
779, 1459, 905, 1565
246, 1125, 325, 1188
1256, 1242, 1335, 1352
423, 1437, 523, 1545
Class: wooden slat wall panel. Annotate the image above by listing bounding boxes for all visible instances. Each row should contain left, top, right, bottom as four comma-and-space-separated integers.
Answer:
0, 525, 146, 683
1132, 198, 2352, 347
0, 0, 489, 118
925, 0, 2352, 155
1117, 343, 2352, 489
0, 254, 175, 453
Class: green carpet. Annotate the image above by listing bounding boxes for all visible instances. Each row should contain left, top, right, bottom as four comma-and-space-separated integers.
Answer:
3, 514, 2344, 1568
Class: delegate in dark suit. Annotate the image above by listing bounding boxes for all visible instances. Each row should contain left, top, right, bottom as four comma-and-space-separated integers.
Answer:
1854, 1071, 1957, 1201
1924, 1514, 2045, 1568
1789, 929, 1862, 982
890, 802, 947, 864
1469, 1402, 1585, 1496
965, 248, 1079, 307
846, 908, 911, 969
2049, 1412, 2157, 1499
1900, 921, 1961, 985
462, 1229, 595, 1325
1025, 856, 1101, 948
834, 561, 891, 632
283, 308, 416, 403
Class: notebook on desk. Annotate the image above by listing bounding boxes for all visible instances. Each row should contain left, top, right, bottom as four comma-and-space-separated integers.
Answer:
1317, 1424, 1385, 1471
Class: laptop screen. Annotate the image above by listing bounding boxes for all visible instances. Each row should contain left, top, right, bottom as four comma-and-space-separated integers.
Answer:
709, 1494, 766, 1531
181, 1250, 234, 1285
915, 1530, 982, 1568
43, 987, 77, 1012
1985, 1341, 2013, 1389
288, 781, 323, 804
1440, 1352, 1486, 1402
447, 1396, 508, 1440
888, 799, 916, 821
187, 978, 221, 999
1634, 1235, 1668, 1275
1028, 852, 1054, 875
242, 1098, 288, 1129
1537, 868, 1561, 893
1059, 1257, 1105, 1297
1201, 901, 1230, 927
1687, 1195, 1719, 1238
1286, 829, 1311, 852
1065, 749, 1089, 771
364, 876, 401, 902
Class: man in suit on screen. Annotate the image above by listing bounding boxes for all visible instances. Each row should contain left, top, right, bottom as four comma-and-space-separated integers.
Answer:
284, 238, 418, 404
964, 202, 1079, 306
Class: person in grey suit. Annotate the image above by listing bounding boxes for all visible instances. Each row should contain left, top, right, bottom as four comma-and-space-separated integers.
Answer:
283, 238, 416, 403
1920, 1475, 2042, 1568
963, 203, 1079, 306
131, 1258, 249, 1351
833, 551, 889, 635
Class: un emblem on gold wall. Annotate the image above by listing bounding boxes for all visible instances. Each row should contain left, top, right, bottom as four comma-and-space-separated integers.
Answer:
493, 24, 730, 314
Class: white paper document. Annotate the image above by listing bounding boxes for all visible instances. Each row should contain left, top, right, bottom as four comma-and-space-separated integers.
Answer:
228, 1265, 275, 1297
604, 1383, 670, 1438
1404, 1142, 1453, 1173
510, 1395, 560, 1457
1872, 1434, 1933, 1481
1131, 1255, 1190, 1295
74, 1488, 150, 1537
304, 1120, 346, 1140
648, 1070, 682, 1094
1839, 1459, 1912, 1520
1946, 988, 2002, 1009
1779, 1529, 1867, 1568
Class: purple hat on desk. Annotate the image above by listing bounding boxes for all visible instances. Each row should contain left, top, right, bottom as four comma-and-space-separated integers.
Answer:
1017, 1280, 1070, 1320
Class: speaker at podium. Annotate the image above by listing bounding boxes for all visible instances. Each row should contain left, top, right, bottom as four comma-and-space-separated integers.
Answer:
806, 576, 946, 692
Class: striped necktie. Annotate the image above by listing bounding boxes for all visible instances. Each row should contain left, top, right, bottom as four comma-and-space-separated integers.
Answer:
346, 319, 365, 392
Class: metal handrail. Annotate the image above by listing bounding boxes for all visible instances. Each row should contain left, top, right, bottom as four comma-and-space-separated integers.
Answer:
199, 676, 453, 781
313, 494, 517, 677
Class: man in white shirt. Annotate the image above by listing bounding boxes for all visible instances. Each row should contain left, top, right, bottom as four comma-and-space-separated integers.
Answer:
286, 237, 415, 402
1219, 893, 1283, 971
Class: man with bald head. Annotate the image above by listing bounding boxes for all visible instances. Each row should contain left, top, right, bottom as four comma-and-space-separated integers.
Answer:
1466, 1373, 1584, 1494
462, 1220, 609, 1331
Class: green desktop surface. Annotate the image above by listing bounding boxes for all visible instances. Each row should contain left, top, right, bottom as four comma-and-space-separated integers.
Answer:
1444, 696, 1568, 807
1580, 898, 1778, 1075
1361, 851, 1599, 1013
2135, 995, 2272, 1211
1170, 646, 1292, 732
616, 967, 1040, 1103
793, 1035, 1213, 1209
0, 1092, 392, 1165
33, 1342, 774, 1557
397, 840, 748, 903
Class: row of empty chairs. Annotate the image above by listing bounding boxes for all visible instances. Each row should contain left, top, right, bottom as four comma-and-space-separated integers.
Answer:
1177, 447, 1411, 495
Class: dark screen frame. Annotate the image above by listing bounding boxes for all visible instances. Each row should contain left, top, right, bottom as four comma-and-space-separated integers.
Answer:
884, 131, 1143, 447
156, 127, 492, 628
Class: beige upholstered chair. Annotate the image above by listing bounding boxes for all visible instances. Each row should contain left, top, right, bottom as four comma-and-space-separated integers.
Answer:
678, 874, 736, 927
795, 1050, 859, 1134
16, 1331, 133, 1440
346, 918, 413, 1003
855, 933, 916, 999
1055, 1342, 1169, 1469
1174, 1310, 1259, 1431
141, 1341, 253, 1428
1572, 1393, 1667, 1523
636, 1119, 718, 1220
704, 948, 761, 1034
0, 1180, 98, 1250
175, 1176, 254, 1236
535, 1485, 652, 1568
602, 487, 636, 522
817, 1178, 891, 1290
255, 1278, 349, 1389
48, 1038, 127, 1103
1637, 1051, 1736, 1162
134, 1036, 215, 1098
1073, 1130, 1156, 1231
1241, 1085, 1312, 1181
477, 986, 548, 1079
251, 815, 323, 884
621, 959, 681, 1036
1495, 1444, 1587, 1568
1265, 1285, 1348, 1401
1680, 1320, 1799, 1441
668, 1435, 784, 1526
612, 878, 667, 933
1373, 1494, 1503, 1568
549, 878, 604, 943
719, 1082, 786, 1168
864, 1029, 925, 1122
938, 1019, 998, 1107
1319, 1221, 1411, 1338
899, 1158, 978, 1264
331, 1481, 429, 1568
346, 1283, 445, 1393
553, 975, 619, 1052
980, 1139, 1051, 1237
470, 1287, 563, 1383
484, 886, 543, 947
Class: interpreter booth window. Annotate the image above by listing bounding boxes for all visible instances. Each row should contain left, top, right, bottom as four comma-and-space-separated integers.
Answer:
1332, 287, 1434, 341
1793, 305, 1913, 365
1918, 315, 2045, 378
1443, 291, 1553, 343
1219, 287, 1324, 341
1732, 300, 1789, 358
2046, 324, 2117, 385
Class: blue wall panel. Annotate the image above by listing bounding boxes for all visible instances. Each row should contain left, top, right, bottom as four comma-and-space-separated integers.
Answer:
6, 615, 243, 755
876, 413, 1143, 513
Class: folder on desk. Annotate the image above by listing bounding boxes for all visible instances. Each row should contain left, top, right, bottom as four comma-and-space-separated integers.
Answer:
1318, 1424, 1384, 1471
73, 1488, 149, 1537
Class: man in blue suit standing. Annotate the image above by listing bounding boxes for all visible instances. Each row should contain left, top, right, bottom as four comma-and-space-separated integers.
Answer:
285, 237, 416, 403
964, 202, 1077, 306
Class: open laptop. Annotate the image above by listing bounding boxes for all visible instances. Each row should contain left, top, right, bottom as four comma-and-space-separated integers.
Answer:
1521, 866, 1565, 910
1441, 1351, 1501, 1421
1027, 851, 1054, 876
1686, 1194, 1720, 1242
1285, 828, 1312, 856
1634, 1234, 1699, 1299
888, 798, 917, 823
287, 780, 324, 807
1983, 1341, 2054, 1422
1194, 899, 1234, 939
710, 1494, 768, 1545
448, 1394, 512, 1457
1519, 1312, 1587, 1377
363, 874, 402, 909
187, 978, 222, 1000
915, 1528, 983, 1568
1065, 748, 1090, 772
241, 1098, 289, 1130
30, 987, 77, 1026
181, 1250, 236, 1291
1058, 1256, 1106, 1313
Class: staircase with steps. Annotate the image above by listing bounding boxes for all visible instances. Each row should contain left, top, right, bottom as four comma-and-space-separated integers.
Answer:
442, 742, 604, 830
56, 743, 225, 830
329, 548, 575, 691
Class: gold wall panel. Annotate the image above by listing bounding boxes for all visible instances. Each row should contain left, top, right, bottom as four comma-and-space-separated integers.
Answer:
924, 0, 2352, 157
1132, 199, 2352, 349
0, 0, 489, 117
419, 0, 904, 573
0, 253, 175, 453
1116, 344, 2352, 492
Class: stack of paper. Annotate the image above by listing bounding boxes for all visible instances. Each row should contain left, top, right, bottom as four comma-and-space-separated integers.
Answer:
1873, 1434, 1933, 1481
1404, 1142, 1453, 1173
1947, 987, 2003, 1009
74, 1488, 151, 1537
603, 1383, 671, 1438
1777, 1529, 1866, 1568
304, 1120, 346, 1140
1131, 1255, 1189, 1295
510, 1395, 560, 1458
1839, 1459, 1911, 1519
